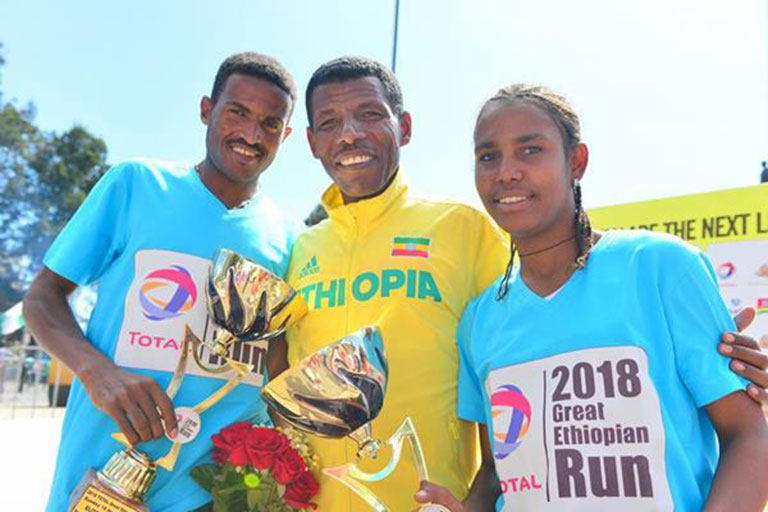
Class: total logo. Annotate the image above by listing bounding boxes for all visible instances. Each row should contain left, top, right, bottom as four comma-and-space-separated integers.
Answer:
139, 265, 197, 321
717, 262, 735, 280
491, 384, 531, 460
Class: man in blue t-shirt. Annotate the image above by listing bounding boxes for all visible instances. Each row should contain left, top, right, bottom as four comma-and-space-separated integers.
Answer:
23, 52, 300, 512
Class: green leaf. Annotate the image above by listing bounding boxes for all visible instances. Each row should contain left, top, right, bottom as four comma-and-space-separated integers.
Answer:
190, 464, 220, 492
222, 464, 246, 486
212, 486, 247, 512
211, 495, 228, 512
217, 481, 246, 497
246, 488, 263, 509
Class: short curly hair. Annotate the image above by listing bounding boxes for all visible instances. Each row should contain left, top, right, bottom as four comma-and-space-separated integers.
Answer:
305, 56, 403, 127
211, 52, 297, 117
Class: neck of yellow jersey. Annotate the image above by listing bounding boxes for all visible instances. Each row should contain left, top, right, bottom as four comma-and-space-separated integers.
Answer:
321, 170, 408, 230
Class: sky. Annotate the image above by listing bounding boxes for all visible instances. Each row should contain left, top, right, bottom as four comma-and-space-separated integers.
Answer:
1, 0, 766, 222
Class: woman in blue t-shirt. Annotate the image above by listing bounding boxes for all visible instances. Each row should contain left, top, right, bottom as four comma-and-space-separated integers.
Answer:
416, 85, 768, 511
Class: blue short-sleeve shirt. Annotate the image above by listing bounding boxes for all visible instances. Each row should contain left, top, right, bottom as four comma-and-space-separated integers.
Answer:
458, 230, 745, 511
45, 159, 301, 512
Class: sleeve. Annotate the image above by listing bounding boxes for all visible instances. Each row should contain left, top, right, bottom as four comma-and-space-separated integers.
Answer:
273, 215, 305, 280
285, 218, 306, 263
284, 229, 308, 286
457, 299, 487, 423
43, 162, 132, 285
469, 210, 510, 297
664, 251, 748, 407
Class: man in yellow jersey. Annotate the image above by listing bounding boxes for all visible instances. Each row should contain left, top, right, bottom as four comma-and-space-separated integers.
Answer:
281, 57, 509, 511
277, 57, 768, 511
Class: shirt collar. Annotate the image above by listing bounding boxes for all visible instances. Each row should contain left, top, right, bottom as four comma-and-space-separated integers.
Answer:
321, 170, 408, 230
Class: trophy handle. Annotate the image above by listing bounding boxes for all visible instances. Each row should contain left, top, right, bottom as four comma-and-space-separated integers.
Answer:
322, 417, 429, 512
113, 324, 255, 470
155, 360, 252, 472
166, 324, 196, 399
110, 324, 199, 448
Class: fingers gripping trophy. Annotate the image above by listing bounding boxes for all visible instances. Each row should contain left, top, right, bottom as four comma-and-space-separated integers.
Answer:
261, 327, 450, 512
68, 249, 308, 512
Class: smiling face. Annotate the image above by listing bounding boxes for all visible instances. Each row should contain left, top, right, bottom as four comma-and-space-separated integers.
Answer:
201, 73, 292, 186
306, 76, 411, 203
474, 100, 588, 244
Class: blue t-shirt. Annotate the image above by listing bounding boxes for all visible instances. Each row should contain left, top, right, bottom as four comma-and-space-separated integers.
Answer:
457, 230, 745, 512
44, 159, 301, 512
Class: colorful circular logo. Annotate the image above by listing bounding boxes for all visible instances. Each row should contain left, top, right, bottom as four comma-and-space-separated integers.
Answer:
139, 265, 197, 321
718, 262, 735, 280
491, 384, 531, 460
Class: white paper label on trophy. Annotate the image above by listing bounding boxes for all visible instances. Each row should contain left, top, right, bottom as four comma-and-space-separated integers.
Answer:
167, 406, 202, 444
487, 345, 672, 512
114, 249, 266, 387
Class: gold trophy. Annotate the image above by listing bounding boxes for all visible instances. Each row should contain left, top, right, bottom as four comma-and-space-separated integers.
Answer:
261, 327, 448, 512
68, 249, 307, 512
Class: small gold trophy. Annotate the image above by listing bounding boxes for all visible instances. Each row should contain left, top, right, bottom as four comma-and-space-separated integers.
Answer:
68, 249, 307, 511
261, 327, 448, 512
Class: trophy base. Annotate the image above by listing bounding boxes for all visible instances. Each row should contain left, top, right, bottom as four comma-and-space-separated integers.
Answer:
69, 469, 148, 512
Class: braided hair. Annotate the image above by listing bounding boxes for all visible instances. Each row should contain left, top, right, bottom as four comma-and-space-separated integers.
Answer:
480, 85, 593, 301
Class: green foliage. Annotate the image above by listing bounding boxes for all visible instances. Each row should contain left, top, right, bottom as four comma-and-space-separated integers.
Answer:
190, 463, 220, 491
0, 43, 109, 310
191, 463, 298, 512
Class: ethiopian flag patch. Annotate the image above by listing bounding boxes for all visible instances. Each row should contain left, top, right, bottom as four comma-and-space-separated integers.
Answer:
758, 297, 768, 315
391, 236, 430, 258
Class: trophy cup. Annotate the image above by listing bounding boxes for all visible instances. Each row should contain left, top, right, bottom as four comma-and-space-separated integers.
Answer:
68, 249, 307, 512
261, 327, 448, 512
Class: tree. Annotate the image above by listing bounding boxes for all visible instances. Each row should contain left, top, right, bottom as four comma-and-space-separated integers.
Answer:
0, 43, 109, 311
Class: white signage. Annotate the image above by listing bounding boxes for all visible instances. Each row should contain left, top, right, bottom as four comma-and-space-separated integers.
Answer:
487, 346, 673, 511
114, 249, 267, 387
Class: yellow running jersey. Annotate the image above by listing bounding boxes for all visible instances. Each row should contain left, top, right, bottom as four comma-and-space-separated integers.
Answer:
286, 173, 508, 511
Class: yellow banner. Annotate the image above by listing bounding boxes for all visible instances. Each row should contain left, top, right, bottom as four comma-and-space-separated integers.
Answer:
589, 184, 768, 250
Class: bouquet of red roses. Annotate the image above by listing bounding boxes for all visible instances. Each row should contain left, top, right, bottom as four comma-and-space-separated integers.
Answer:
191, 421, 320, 511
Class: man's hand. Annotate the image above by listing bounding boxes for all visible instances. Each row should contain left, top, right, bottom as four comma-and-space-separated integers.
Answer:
23, 267, 179, 445
720, 307, 768, 404
413, 481, 466, 512
79, 359, 178, 446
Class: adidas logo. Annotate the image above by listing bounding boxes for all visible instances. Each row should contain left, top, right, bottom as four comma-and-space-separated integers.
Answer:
298, 256, 320, 278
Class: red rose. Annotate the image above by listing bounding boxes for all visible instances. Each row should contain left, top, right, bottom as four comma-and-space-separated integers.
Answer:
283, 471, 319, 510
212, 448, 227, 465
211, 421, 252, 466
211, 421, 251, 452
244, 427, 289, 470
272, 447, 306, 485
228, 443, 250, 466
